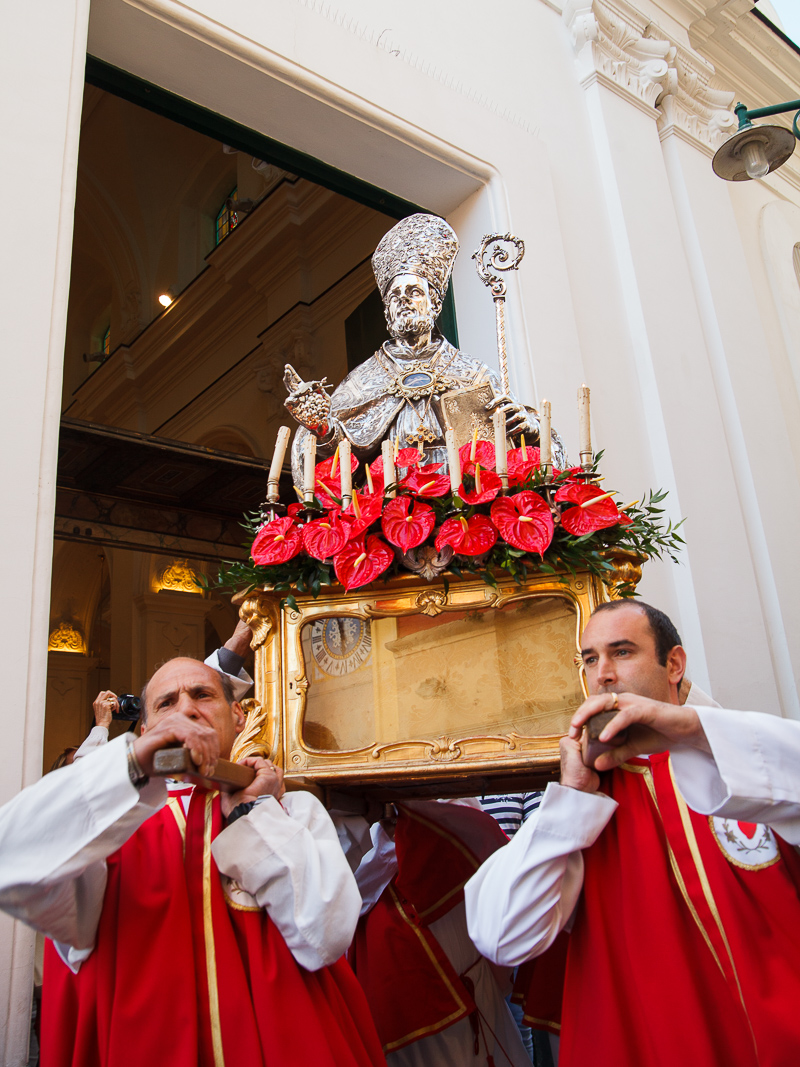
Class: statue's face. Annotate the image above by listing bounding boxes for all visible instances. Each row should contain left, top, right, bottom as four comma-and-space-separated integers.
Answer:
385, 273, 436, 340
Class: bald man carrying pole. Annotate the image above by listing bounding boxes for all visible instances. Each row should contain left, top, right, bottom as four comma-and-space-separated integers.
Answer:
0, 657, 386, 1067
465, 600, 800, 1067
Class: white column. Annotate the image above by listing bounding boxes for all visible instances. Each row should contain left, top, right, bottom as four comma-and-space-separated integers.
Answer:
563, 0, 796, 716
658, 81, 800, 718
0, 2, 91, 1060
563, 0, 712, 692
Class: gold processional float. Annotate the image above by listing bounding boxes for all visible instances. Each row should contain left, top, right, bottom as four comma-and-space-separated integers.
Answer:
206, 215, 683, 804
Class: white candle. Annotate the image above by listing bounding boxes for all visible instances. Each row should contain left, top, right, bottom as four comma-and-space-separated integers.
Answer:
445, 428, 461, 494
382, 440, 396, 498
303, 434, 316, 504
339, 439, 352, 507
578, 384, 591, 465
492, 409, 508, 489
267, 425, 291, 502
540, 399, 552, 475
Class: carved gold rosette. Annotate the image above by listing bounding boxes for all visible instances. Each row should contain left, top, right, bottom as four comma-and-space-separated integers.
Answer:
236, 561, 640, 800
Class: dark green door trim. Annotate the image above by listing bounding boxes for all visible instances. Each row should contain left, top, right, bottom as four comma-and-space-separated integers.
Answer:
85, 55, 424, 220
84, 55, 458, 346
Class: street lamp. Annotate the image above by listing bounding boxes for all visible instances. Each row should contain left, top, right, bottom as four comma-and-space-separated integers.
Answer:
712, 100, 799, 181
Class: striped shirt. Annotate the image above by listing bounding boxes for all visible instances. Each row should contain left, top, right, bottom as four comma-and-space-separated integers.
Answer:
480, 792, 543, 838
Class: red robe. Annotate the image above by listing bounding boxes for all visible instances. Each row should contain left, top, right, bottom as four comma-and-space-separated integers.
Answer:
41, 788, 386, 1067
516, 755, 800, 1066
350, 802, 508, 1053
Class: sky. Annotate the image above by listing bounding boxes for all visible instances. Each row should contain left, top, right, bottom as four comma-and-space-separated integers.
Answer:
758, 0, 800, 48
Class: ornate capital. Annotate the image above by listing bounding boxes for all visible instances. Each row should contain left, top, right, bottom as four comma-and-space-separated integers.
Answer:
655, 45, 736, 151
564, 0, 736, 148
564, 0, 675, 111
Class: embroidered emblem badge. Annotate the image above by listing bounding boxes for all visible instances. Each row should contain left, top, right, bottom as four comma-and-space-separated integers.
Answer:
709, 816, 780, 870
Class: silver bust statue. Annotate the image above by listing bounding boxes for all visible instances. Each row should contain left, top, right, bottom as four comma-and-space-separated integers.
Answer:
284, 213, 566, 486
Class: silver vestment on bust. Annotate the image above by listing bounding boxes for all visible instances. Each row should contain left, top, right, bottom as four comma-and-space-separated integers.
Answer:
284, 213, 567, 487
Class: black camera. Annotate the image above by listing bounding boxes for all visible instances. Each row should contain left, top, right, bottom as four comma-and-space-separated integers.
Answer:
113, 694, 143, 722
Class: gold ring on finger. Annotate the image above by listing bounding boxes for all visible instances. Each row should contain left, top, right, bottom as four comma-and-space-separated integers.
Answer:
610, 692, 619, 710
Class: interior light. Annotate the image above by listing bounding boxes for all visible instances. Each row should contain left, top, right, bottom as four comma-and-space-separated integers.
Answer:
158, 293, 173, 308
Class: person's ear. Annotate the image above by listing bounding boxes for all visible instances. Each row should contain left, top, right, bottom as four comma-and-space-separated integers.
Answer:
232, 701, 246, 735
667, 645, 687, 688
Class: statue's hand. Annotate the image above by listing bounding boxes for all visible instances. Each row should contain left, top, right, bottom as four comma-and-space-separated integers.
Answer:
485, 393, 536, 438
283, 363, 333, 437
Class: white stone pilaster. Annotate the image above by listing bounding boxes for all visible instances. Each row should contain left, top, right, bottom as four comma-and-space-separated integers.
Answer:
0, 1, 91, 1061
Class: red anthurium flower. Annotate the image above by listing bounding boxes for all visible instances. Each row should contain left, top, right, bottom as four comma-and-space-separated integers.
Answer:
435, 514, 498, 556
556, 483, 626, 535
314, 451, 359, 508
458, 439, 497, 474
313, 477, 340, 509
364, 456, 386, 496
334, 534, 394, 591
251, 516, 304, 565
287, 502, 304, 519
400, 463, 451, 497
381, 496, 435, 552
459, 465, 502, 505
302, 509, 353, 560
395, 448, 422, 470
507, 445, 541, 486
342, 490, 384, 537
490, 491, 554, 555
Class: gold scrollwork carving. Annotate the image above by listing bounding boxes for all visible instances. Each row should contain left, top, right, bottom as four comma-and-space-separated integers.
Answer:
230, 699, 270, 763
415, 590, 447, 617
426, 735, 462, 762
239, 595, 274, 650
602, 550, 646, 600
294, 674, 309, 694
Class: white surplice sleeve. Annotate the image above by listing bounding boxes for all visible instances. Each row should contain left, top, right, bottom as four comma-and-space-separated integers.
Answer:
354, 821, 398, 916
211, 790, 362, 971
0, 735, 166, 960
465, 782, 617, 967
73, 724, 109, 759
204, 649, 253, 702
671, 706, 800, 844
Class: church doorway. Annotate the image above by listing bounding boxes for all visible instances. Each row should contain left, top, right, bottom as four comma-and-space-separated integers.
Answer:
44, 63, 458, 771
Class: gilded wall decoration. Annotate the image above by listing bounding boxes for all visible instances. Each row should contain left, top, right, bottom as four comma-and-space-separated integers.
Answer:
47, 622, 86, 654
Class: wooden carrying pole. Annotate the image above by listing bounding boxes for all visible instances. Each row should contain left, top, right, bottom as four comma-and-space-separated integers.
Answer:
151, 748, 321, 799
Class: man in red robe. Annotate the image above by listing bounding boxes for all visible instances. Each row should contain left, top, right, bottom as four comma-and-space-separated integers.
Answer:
465, 600, 800, 1067
0, 657, 386, 1067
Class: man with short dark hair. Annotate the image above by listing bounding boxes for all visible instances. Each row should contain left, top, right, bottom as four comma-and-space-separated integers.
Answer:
0, 656, 386, 1067
465, 600, 800, 1067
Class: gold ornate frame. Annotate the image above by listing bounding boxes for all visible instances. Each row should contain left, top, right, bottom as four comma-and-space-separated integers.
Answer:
233, 564, 629, 799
